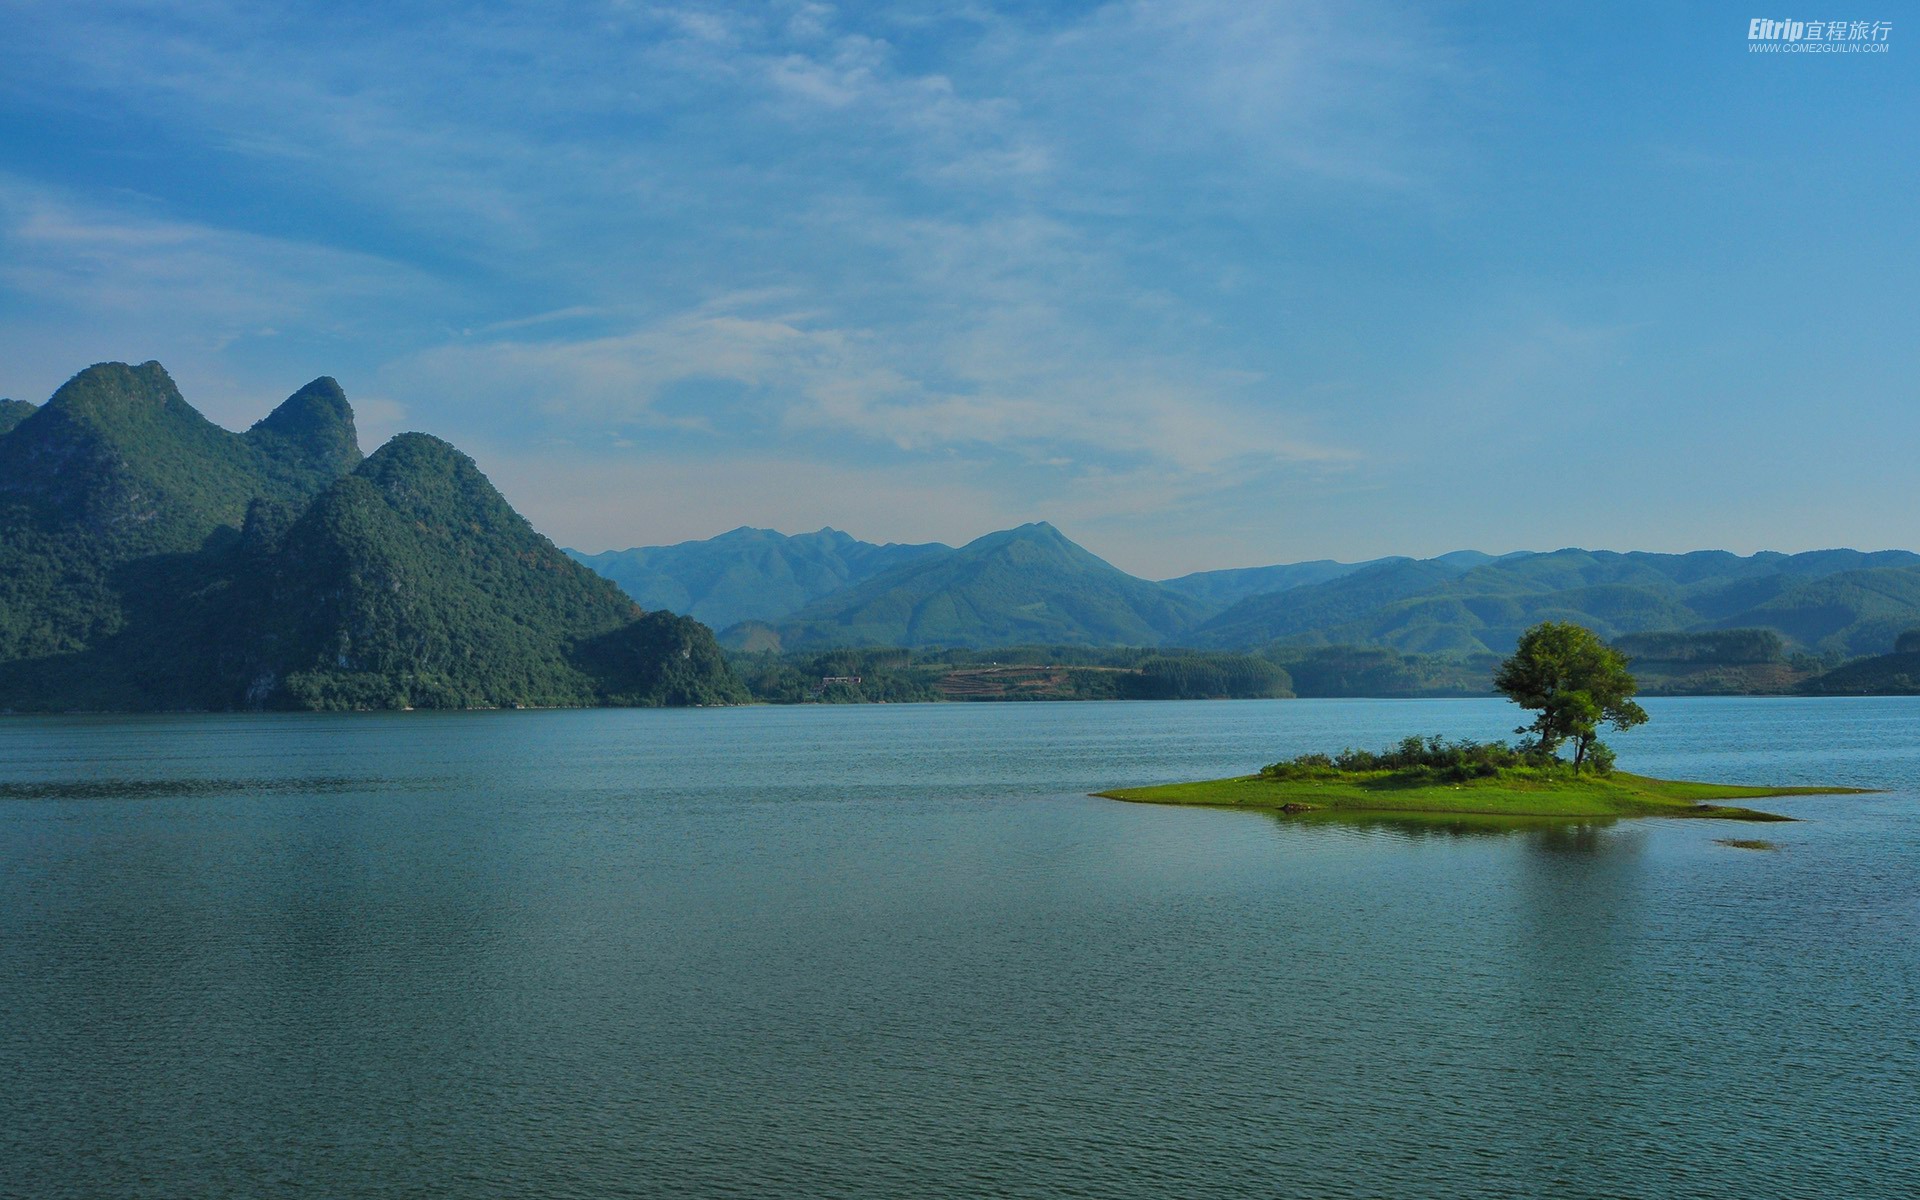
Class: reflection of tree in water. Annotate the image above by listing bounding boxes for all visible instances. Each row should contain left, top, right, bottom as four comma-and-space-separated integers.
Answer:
1266, 810, 1627, 848
1501, 814, 1652, 1191
1529, 820, 1610, 854
1263, 802, 1657, 1192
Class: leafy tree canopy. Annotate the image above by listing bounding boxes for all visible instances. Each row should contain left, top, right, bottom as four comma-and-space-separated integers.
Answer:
1493, 621, 1648, 771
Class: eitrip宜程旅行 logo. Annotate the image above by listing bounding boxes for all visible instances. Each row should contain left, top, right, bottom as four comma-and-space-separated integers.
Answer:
1747, 18, 1893, 52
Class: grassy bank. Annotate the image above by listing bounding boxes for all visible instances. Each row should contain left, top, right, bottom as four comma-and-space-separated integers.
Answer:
1096, 768, 1867, 822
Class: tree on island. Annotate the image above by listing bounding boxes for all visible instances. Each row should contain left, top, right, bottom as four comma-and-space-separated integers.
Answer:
1493, 622, 1648, 772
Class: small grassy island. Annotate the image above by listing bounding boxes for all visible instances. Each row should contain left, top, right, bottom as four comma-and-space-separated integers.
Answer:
1097, 747, 1859, 823
1102, 623, 1867, 824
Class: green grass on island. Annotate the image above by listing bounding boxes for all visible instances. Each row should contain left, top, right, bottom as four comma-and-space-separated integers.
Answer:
1098, 767, 1866, 823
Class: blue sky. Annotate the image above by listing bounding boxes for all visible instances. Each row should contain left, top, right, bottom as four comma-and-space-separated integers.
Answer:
0, 1, 1912, 577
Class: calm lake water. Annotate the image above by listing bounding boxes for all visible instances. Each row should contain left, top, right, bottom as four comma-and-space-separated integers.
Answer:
2, 698, 1916, 1198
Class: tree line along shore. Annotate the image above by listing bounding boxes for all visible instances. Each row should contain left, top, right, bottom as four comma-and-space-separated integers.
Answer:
723, 626, 1920, 705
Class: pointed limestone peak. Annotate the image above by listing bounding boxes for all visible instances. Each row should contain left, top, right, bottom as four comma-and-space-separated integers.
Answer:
249, 376, 362, 473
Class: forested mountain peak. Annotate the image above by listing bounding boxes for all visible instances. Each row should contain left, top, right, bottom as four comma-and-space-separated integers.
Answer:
248, 376, 361, 480
38, 360, 198, 427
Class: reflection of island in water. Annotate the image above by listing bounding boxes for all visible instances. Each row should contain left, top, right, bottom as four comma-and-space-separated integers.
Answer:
1264, 807, 1634, 851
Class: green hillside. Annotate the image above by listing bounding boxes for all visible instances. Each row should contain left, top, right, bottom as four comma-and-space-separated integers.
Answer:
1712, 566, 1920, 657
1799, 649, 1920, 695
0, 363, 744, 712
1610, 629, 1819, 694
568, 526, 951, 630
195, 434, 745, 710
725, 522, 1207, 650
1157, 557, 1382, 613
1192, 556, 1477, 648
1270, 646, 1502, 697
1192, 548, 1920, 657
727, 645, 1291, 704
246, 376, 365, 495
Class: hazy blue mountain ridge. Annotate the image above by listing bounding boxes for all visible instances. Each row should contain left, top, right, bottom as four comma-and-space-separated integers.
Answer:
1157, 558, 1387, 612
722, 522, 1208, 651
1190, 547, 1920, 656
567, 526, 951, 630
573, 518, 1920, 661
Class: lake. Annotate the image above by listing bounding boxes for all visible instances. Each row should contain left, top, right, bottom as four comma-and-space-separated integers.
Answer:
3, 697, 1916, 1198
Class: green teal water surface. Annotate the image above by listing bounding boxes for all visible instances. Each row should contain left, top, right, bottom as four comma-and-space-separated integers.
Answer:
2, 698, 1917, 1198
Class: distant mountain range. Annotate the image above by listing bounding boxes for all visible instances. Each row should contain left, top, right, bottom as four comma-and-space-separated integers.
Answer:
1184, 547, 1920, 656
0, 362, 744, 711
721, 522, 1207, 651
573, 525, 1920, 659
566, 526, 949, 632
1157, 550, 1523, 612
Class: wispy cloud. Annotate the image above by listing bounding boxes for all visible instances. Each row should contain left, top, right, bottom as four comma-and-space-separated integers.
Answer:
29, 1, 1835, 574
0, 178, 436, 326
0, 175, 448, 424
390, 287, 1347, 474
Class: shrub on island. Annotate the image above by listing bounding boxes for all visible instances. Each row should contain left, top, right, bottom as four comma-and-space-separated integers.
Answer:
1261, 735, 1579, 785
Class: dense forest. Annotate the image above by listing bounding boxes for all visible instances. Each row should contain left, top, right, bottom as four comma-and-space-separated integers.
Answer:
722, 627, 1905, 705
729, 646, 1293, 703
1797, 628, 1920, 695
